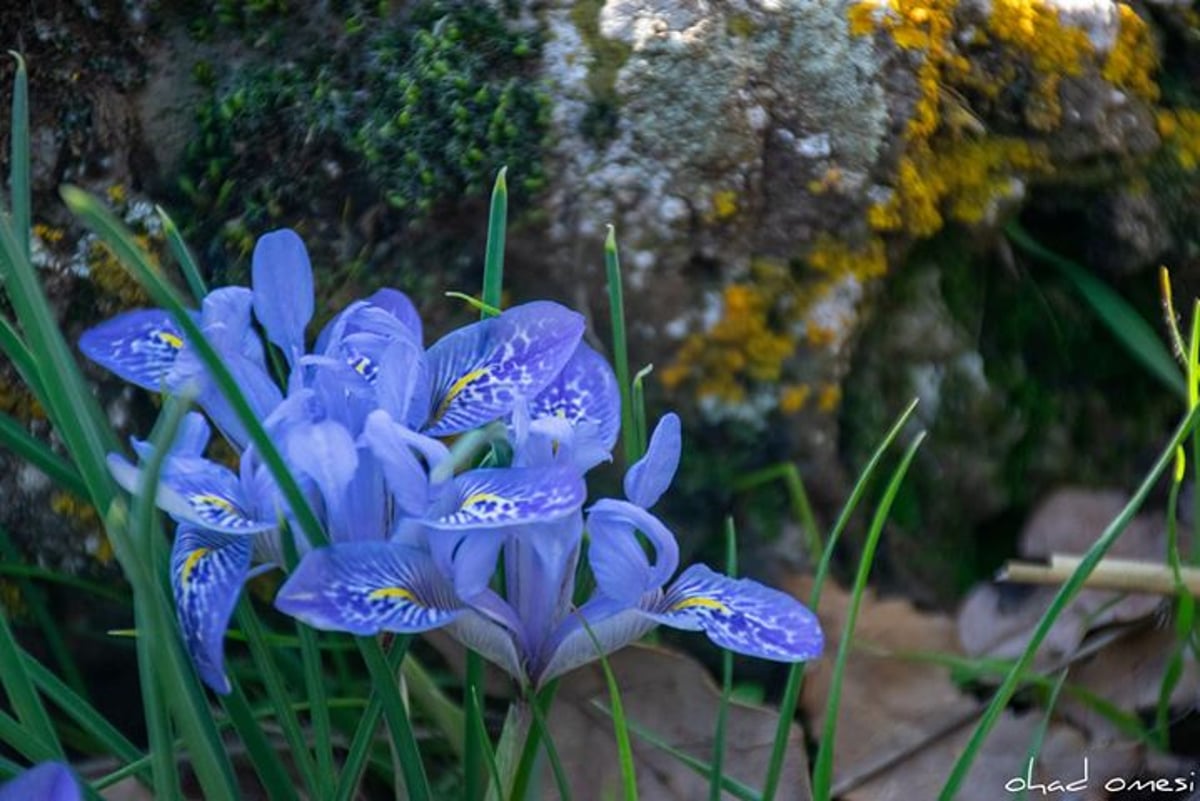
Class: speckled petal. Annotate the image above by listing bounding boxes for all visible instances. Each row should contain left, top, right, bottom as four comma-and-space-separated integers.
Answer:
275, 541, 463, 635
428, 465, 585, 529
648, 564, 823, 662
171, 526, 253, 694
79, 309, 186, 390
424, 301, 585, 435
526, 343, 620, 469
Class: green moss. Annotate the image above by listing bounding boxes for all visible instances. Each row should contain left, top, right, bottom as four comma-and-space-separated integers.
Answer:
179, 0, 548, 260
570, 0, 632, 144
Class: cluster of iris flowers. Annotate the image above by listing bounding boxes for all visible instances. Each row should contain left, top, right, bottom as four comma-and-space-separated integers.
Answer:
80, 229, 823, 694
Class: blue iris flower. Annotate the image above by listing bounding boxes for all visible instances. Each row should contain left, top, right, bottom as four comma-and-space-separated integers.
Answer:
81, 227, 823, 694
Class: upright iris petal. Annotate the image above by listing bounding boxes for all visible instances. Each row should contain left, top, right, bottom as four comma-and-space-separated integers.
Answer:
424, 301, 585, 435
252, 229, 314, 364
171, 526, 253, 694
79, 308, 186, 390
520, 342, 621, 471
624, 413, 681, 509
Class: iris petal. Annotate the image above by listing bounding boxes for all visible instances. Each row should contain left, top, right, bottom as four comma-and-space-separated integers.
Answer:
275, 541, 463, 635
79, 308, 185, 390
429, 465, 586, 529
525, 343, 621, 470
648, 564, 823, 662
424, 301, 585, 435
0, 762, 81, 801
585, 499, 679, 602
537, 598, 657, 686
623, 413, 681, 509
252, 229, 314, 362
171, 526, 253, 694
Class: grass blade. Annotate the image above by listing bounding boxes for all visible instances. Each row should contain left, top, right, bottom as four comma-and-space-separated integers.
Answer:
332, 636, 412, 801
812, 430, 927, 800
469, 686, 504, 799
156, 206, 209, 302
938, 404, 1200, 799
605, 226, 639, 466
1006, 221, 1185, 398
8, 52, 30, 265
761, 398, 919, 800
234, 603, 320, 797
0, 611, 61, 757
582, 619, 638, 801
465, 652, 486, 801
0, 411, 89, 497
526, 683, 572, 801
222, 681, 301, 801
709, 518, 736, 801
481, 167, 507, 316
359, 636, 431, 801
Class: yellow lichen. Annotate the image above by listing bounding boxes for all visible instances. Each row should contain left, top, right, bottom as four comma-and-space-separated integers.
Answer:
1102, 4, 1159, 102
87, 239, 152, 309
50, 491, 110, 564
106, 183, 128, 206
662, 265, 798, 406
1157, 109, 1200, 171
807, 234, 889, 281
710, 190, 740, 222
779, 383, 811, 415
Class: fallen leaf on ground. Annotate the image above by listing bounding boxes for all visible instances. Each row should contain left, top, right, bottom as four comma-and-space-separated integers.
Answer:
548, 643, 812, 801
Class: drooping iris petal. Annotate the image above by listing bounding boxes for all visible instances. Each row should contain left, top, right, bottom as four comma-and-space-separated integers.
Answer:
108, 453, 274, 534
537, 598, 658, 686
424, 301, 585, 435
647, 564, 823, 662
0, 762, 81, 801
585, 498, 679, 603
275, 541, 464, 635
523, 343, 621, 470
171, 526, 253, 694
445, 610, 526, 683
252, 229, 313, 362
623, 412, 681, 509
79, 308, 186, 390
428, 465, 586, 529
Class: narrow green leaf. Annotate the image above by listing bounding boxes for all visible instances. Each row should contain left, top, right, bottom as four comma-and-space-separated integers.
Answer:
20, 651, 144, 770
359, 636, 431, 801
156, 206, 209, 302
709, 518, 736, 801
469, 686, 504, 799
581, 619, 638, 801
222, 682, 301, 801
133, 593, 182, 801
8, 52, 30, 265
733, 461, 822, 562
762, 398, 919, 801
612, 708, 760, 801
465, 652, 486, 801
0, 612, 61, 757
938, 404, 1200, 799
446, 291, 503, 317
812, 431, 927, 800
1006, 221, 1185, 398
0, 707, 60, 762
507, 679, 560, 801
630, 364, 653, 461
481, 167, 508, 317
0, 314, 46, 403
402, 653, 465, 756
235, 603, 321, 798
0, 411, 88, 498
526, 685, 572, 801
332, 637, 411, 801
605, 226, 638, 466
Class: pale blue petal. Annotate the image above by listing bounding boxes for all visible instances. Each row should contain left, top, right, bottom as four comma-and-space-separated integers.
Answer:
445, 610, 526, 684
647, 564, 824, 662
285, 420, 359, 512
275, 541, 463, 634
528, 343, 620, 469
0, 762, 81, 801
537, 598, 657, 686
424, 301, 585, 435
252, 229, 313, 361
171, 526, 253, 694
79, 308, 186, 390
364, 288, 423, 342
585, 499, 679, 603
623, 413, 681, 509
427, 465, 585, 529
